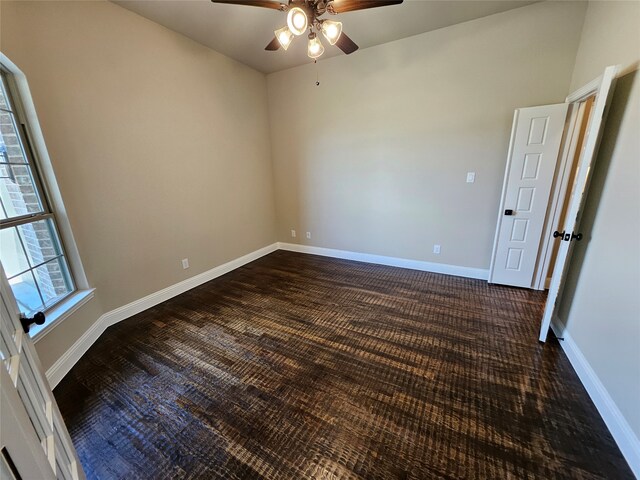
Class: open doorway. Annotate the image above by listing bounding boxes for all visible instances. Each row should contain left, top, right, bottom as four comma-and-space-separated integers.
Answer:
533, 96, 595, 290
488, 66, 618, 342
538, 66, 617, 341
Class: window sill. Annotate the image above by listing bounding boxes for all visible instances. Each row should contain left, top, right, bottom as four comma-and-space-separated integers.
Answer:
30, 289, 96, 342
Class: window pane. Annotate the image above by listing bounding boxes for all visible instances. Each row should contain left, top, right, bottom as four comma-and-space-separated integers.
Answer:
34, 258, 73, 309
0, 163, 45, 220
0, 110, 27, 164
17, 219, 62, 267
0, 227, 30, 277
8, 270, 44, 315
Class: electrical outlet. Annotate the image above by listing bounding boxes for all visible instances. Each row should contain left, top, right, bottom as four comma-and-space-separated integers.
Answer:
181, 258, 189, 269
306, 232, 311, 239
291, 229, 296, 238
466, 172, 476, 183
433, 245, 441, 255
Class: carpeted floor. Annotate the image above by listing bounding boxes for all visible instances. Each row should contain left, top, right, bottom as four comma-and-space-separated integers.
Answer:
54, 250, 632, 479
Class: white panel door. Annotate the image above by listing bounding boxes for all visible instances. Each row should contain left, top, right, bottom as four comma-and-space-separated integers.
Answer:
539, 66, 618, 342
0, 262, 85, 479
1, 364, 55, 479
489, 104, 569, 288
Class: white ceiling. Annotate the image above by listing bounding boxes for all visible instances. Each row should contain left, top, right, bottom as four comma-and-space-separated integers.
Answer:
113, 0, 539, 74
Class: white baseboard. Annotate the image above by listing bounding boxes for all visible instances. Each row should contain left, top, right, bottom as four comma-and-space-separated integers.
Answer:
46, 243, 278, 388
46, 307, 109, 389
552, 320, 640, 478
100, 243, 278, 328
277, 242, 489, 280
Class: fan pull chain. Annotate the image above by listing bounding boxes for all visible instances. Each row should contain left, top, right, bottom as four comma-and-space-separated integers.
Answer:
315, 60, 320, 87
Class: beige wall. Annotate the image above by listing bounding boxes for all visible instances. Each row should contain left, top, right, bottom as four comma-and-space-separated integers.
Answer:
267, 1, 586, 268
557, 0, 640, 444
0, 1, 277, 370
2, 4, 637, 454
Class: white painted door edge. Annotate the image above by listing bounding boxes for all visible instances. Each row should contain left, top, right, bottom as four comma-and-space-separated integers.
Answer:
489, 109, 520, 284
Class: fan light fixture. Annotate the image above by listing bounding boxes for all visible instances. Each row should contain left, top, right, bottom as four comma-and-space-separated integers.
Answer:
212, 0, 403, 61
307, 32, 324, 59
321, 20, 342, 45
275, 26, 294, 50
287, 7, 308, 36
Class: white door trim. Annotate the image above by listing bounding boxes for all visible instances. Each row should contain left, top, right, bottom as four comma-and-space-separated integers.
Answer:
566, 76, 604, 103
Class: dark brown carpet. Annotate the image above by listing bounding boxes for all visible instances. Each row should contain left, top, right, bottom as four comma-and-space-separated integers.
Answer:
54, 250, 632, 479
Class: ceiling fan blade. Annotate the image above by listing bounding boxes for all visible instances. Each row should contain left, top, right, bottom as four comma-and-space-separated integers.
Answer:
210, 0, 287, 11
265, 37, 281, 51
329, 0, 402, 14
335, 31, 358, 55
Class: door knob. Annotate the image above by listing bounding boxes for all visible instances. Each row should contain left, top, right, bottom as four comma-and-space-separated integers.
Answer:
553, 230, 565, 239
20, 312, 45, 334
571, 232, 583, 241
504, 209, 513, 216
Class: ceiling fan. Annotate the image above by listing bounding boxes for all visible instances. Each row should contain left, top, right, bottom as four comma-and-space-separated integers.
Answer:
210, 0, 403, 59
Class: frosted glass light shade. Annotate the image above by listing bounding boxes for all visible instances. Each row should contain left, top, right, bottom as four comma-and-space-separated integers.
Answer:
275, 26, 294, 50
307, 35, 324, 59
321, 20, 342, 45
287, 7, 308, 36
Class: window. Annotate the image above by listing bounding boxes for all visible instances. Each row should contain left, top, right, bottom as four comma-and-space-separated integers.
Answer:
0, 69, 76, 317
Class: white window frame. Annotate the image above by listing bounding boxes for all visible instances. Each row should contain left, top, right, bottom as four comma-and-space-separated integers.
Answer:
0, 54, 94, 341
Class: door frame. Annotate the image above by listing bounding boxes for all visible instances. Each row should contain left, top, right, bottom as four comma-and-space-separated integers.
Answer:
532, 98, 594, 290
538, 65, 618, 342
